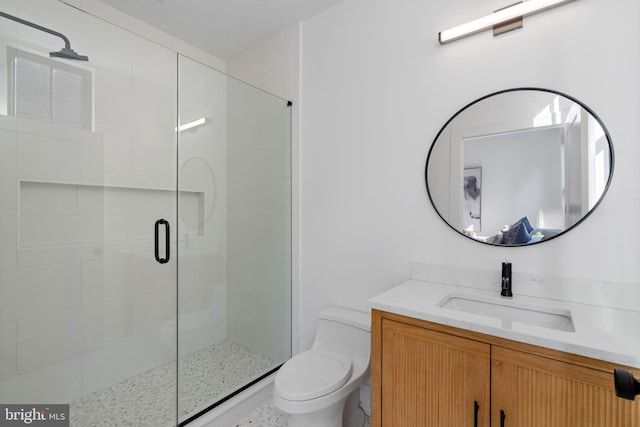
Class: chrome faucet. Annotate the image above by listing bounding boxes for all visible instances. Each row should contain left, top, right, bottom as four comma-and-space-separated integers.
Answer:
501, 262, 513, 297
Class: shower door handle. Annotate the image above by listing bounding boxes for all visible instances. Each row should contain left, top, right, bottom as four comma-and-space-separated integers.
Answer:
154, 219, 170, 264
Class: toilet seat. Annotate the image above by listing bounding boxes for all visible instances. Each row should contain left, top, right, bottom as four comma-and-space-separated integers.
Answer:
275, 349, 353, 401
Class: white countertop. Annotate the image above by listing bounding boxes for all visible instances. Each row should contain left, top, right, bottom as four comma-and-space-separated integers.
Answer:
369, 279, 640, 369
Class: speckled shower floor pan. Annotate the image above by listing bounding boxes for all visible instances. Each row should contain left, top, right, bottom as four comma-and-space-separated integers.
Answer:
69, 341, 274, 427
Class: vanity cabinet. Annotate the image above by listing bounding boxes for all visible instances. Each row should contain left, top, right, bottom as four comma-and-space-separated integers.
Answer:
372, 309, 640, 427
379, 318, 490, 426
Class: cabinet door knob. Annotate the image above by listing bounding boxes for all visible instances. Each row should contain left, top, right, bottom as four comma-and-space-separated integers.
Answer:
500, 410, 506, 427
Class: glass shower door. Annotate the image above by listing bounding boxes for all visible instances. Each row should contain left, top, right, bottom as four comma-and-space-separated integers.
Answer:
177, 56, 292, 422
0, 2, 178, 426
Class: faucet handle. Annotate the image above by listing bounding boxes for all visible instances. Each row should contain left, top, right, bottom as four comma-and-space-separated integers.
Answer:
501, 262, 513, 297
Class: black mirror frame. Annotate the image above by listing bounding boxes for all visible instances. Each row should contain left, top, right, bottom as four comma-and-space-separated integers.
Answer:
425, 87, 615, 247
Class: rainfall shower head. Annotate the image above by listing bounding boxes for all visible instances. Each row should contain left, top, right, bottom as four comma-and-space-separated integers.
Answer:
0, 11, 89, 61
50, 47, 89, 61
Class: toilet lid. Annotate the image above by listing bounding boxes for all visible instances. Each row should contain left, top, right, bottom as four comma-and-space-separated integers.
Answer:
275, 349, 353, 401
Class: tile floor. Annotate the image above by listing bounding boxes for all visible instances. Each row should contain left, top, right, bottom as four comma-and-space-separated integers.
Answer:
233, 401, 287, 427
69, 341, 274, 426
234, 400, 371, 427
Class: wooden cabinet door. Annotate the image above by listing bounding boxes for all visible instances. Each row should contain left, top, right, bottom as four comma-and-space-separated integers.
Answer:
492, 346, 640, 427
379, 319, 490, 427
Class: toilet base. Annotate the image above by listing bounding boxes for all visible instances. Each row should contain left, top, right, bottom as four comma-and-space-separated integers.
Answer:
284, 400, 346, 427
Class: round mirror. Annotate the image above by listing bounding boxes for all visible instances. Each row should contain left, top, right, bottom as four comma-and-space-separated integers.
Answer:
425, 88, 614, 246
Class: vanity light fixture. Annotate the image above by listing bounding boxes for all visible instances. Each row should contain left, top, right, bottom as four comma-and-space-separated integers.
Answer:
438, 0, 573, 44
176, 117, 207, 132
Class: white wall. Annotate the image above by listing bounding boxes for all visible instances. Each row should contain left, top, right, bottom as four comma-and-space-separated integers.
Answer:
297, 0, 640, 350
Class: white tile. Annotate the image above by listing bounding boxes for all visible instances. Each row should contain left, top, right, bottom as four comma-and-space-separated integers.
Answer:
131, 137, 175, 179
227, 214, 259, 249
124, 187, 171, 216
228, 113, 260, 151
178, 250, 220, 286
94, 86, 135, 133
179, 281, 224, 317
201, 213, 227, 248
0, 128, 16, 163
132, 56, 176, 94
104, 214, 128, 242
254, 141, 288, 180
0, 320, 16, 378
0, 216, 16, 269
80, 214, 108, 243
17, 132, 85, 170
179, 191, 204, 233
82, 254, 172, 306
17, 241, 127, 267
131, 290, 175, 338
0, 263, 82, 322
102, 131, 133, 174
254, 215, 287, 253
0, 357, 82, 403
228, 181, 259, 215
77, 185, 105, 215
16, 300, 132, 372
256, 250, 291, 297
20, 181, 78, 215
126, 214, 161, 241
20, 215, 84, 247
92, 65, 132, 97
258, 178, 291, 216
17, 318, 87, 371
227, 316, 263, 357
82, 257, 129, 305
227, 247, 257, 283
14, 118, 92, 144
259, 105, 291, 145
99, 298, 133, 343
228, 148, 260, 184
130, 95, 175, 146
178, 322, 226, 356
18, 308, 82, 338
81, 336, 173, 395
83, 134, 106, 173
0, 165, 17, 216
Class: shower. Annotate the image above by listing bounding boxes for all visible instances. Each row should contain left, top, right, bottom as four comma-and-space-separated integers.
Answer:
0, 11, 89, 60
0, 2, 291, 426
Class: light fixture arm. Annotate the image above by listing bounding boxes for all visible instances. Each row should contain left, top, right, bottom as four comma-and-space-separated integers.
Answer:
0, 11, 88, 60
0, 11, 71, 49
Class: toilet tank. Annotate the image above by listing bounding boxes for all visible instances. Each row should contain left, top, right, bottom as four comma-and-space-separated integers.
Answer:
312, 307, 371, 364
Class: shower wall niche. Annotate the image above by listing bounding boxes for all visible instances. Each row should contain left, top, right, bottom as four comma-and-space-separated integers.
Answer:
0, 1, 291, 426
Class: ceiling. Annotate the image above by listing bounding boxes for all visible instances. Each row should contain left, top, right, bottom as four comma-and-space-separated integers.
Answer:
98, 0, 343, 60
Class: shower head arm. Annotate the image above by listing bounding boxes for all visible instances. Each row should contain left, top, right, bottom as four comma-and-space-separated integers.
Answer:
0, 11, 72, 49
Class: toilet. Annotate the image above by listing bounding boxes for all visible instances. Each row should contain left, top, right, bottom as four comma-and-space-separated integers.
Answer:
273, 306, 371, 427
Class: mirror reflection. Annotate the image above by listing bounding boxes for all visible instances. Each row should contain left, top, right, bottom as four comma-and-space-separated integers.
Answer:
425, 88, 614, 246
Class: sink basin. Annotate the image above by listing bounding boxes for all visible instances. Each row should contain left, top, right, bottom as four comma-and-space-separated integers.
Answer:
437, 293, 575, 332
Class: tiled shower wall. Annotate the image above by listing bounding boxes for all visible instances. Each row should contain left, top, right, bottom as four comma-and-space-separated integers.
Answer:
226, 79, 292, 364
0, 0, 225, 403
